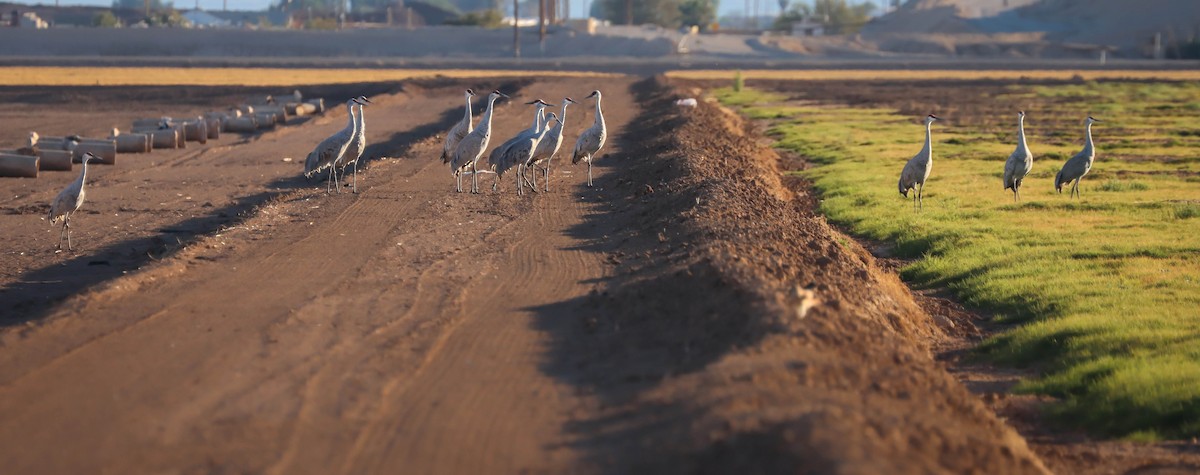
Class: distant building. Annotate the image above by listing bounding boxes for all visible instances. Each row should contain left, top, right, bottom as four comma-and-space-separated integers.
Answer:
18, 11, 49, 29
207, 10, 293, 29
182, 10, 233, 28
790, 18, 824, 36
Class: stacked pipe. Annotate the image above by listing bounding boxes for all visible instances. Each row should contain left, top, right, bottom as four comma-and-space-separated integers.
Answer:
1, 92, 324, 178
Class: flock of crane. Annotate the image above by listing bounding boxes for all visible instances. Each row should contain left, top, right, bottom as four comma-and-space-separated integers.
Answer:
302, 88, 608, 196
898, 112, 1101, 209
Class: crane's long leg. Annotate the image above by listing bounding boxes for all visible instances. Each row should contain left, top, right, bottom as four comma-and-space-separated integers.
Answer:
523, 164, 539, 194
1072, 179, 1080, 199
471, 162, 479, 194
335, 165, 343, 194
587, 160, 593, 187
543, 166, 550, 192
351, 160, 358, 194
65, 219, 73, 251
918, 183, 924, 211
516, 167, 523, 196
57, 220, 66, 250
493, 171, 500, 193
456, 170, 462, 193
522, 164, 534, 192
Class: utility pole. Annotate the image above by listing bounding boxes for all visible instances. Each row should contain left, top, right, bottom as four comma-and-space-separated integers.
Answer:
538, 0, 546, 43
513, 0, 521, 57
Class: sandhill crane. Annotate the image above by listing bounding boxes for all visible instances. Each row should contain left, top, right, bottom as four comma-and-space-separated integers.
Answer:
494, 112, 556, 196
489, 99, 551, 171
898, 114, 939, 210
527, 97, 578, 191
304, 97, 368, 193
487, 99, 553, 192
1055, 116, 1101, 199
1003, 110, 1034, 202
450, 90, 508, 193
442, 89, 475, 164
335, 95, 372, 193
16, 131, 38, 156
572, 90, 607, 187
49, 152, 100, 251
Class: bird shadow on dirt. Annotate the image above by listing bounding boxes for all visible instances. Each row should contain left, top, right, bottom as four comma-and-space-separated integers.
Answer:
525, 77, 794, 473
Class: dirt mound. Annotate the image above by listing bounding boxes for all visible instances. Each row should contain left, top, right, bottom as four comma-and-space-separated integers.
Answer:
563, 76, 1048, 472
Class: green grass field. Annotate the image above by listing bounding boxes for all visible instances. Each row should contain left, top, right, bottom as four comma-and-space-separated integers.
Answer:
714, 81, 1200, 440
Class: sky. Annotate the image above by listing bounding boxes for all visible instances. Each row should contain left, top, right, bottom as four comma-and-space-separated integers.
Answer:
5, 0, 827, 20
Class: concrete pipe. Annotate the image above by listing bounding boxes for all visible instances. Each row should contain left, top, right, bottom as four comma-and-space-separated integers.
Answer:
132, 118, 170, 128
114, 134, 151, 153
257, 105, 287, 118
296, 103, 319, 116
284, 102, 305, 116
39, 136, 103, 150
38, 149, 74, 171
171, 126, 186, 148
183, 121, 208, 144
0, 153, 40, 178
254, 113, 278, 129
224, 116, 258, 133
205, 118, 221, 140
72, 142, 117, 165
305, 98, 325, 114
149, 129, 179, 149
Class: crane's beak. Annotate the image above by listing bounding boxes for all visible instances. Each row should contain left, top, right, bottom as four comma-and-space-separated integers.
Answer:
566, 97, 579, 104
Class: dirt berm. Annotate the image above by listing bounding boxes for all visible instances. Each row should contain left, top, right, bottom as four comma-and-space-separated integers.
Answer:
570, 76, 1049, 473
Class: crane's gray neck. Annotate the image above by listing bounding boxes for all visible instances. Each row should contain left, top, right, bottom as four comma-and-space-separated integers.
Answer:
558, 101, 570, 128
356, 104, 365, 132
345, 102, 357, 130
463, 93, 473, 124
1083, 122, 1094, 157
480, 96, 498, 133
79, 157, 90, 186
533, 105, 547, 132
594, 95, 604, 125
1017, 115, 1027, 150
921, 121, 933, 159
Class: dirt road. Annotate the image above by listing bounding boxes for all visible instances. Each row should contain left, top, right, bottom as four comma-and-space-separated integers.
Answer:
0, 76, 1050, 473
0, 77, 632, 474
